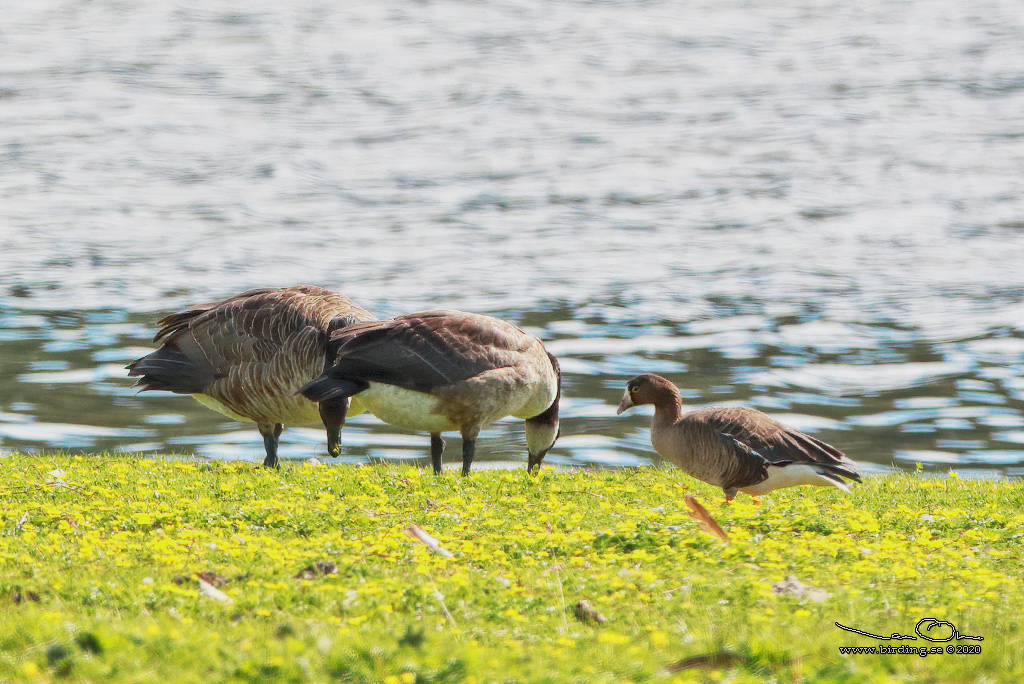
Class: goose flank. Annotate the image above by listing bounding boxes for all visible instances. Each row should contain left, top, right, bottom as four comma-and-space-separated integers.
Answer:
127, 285, 376, 468
617, 373, 860, 500
298, 310, 561, 475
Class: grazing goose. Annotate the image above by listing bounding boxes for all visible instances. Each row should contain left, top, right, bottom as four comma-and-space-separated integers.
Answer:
617, 373, 860, 500
127, 286, 376, 468
298, 310, 561, 475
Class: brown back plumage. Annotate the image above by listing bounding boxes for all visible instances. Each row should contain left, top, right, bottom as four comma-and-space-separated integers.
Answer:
297, 309, 561, 474
127, 286, 375, 423
682, 405, 853, 491
303, 310, 545, 401
688, 405, 847, 465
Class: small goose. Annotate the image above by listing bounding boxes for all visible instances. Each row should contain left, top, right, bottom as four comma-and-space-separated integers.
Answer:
298, 310, 561, 475
127, 286, 376, 468
617, 373, 860, 500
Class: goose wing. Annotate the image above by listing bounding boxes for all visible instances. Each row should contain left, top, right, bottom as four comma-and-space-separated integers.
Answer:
152, 286, 371, 345
129, 286, 374, 399
703, 429, 775, 491
312, 311, 535, 397
692, 406, 848, 464
689, 406, 860, 489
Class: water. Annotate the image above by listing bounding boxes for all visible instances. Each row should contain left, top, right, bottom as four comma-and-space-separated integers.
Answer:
1, 0, 1023, 476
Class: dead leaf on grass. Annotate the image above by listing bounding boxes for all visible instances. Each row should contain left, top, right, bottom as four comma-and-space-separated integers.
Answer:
684, 496, 730, 543
198, 578, 233, 604
174, 571, 228, 587
403, 524, 454, 557
665, 651, 746, 673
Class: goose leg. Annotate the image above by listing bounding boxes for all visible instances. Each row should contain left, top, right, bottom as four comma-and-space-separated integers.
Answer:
460, 439, 476, 477
319, 398, 349, 457
430, 433, 445, 475
259, 422, 284, 469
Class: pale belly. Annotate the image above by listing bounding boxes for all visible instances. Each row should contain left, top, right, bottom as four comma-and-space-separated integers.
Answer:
354, 367, 557, 436
357, 383, 457, 434
738, 464, 849, 495
193, 393, 367, 426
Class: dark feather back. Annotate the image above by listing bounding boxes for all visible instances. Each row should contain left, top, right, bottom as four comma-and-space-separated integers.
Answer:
717, 434, 772, 491
323, 311, 530, 393
128, 286, 375, 412
694, 406, 850, 467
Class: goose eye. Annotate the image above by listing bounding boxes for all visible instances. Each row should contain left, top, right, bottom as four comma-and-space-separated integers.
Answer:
629, 385, 638, 394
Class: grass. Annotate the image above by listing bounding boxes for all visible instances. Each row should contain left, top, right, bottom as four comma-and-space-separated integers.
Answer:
0, 454, 1022, 683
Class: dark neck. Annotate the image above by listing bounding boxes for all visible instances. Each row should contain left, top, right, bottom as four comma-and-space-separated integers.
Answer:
528, 402, 558, 428
533, 352, 561, 422
651, 386, 683, 423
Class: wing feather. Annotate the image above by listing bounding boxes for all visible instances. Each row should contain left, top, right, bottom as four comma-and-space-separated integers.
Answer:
686, 406, 859, 490
694, 406, 851, 467
129, 286, 375, 420
712, 432, 774, 491
322, 311, 534, 393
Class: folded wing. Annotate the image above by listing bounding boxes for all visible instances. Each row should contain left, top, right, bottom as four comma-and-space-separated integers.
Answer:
305, 311, 534, 401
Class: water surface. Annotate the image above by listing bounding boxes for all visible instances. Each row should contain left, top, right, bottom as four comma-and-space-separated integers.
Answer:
1, 0, 1023, 475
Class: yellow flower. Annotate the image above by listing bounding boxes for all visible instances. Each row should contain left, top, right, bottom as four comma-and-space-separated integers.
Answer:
597, 631, 631, 645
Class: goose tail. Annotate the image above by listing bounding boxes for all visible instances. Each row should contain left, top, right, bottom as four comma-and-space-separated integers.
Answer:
808, 459, 862, 484
746, 459, 861, 496
126, 345, 211, 394
297, 374, 367, 403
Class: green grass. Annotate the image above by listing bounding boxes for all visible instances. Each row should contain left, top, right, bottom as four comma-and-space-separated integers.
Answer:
1, 454, 1021, 683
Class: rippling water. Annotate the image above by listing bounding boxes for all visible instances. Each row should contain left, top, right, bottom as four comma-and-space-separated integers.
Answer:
2, 0, 1023, 475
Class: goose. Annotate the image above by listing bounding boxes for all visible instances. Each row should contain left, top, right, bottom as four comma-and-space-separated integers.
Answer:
616, 373, 860, 500
127, 285, 376, 468
298, 310, 561, 475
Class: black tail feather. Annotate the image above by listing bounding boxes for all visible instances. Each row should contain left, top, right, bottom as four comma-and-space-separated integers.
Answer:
297, 375, 367, 403
811, 460, 862, 483
789, 430, 846, 461
767, 456, 860, 484
126, 345, 212, 394
780, 430, 859, 482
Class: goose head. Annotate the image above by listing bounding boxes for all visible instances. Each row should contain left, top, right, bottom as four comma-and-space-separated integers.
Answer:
525, 352, 561, 472
525, 412, 559, 472
616, 373, 678, 414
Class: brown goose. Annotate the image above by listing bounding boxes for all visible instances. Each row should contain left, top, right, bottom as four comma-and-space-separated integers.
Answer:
127, 286, 376, 467
617, 373, 860, 500
298, 310, 561, 475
